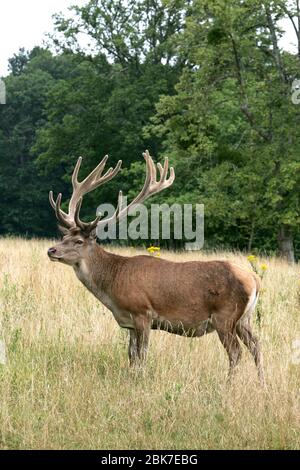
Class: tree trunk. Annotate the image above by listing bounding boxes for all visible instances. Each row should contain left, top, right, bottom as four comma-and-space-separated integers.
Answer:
278, 225, 295, 264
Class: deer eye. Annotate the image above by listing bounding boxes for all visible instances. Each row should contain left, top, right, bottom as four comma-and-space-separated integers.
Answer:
76, 239, 84, 245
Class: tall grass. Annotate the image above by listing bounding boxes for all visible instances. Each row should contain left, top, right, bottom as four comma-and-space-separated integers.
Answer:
0, 237, 299, 449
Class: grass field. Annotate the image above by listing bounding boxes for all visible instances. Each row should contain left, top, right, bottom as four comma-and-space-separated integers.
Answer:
0, 237, 299, 449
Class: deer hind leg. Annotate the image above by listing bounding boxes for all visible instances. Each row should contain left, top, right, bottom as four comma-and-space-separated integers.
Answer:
236, 319, 265, 386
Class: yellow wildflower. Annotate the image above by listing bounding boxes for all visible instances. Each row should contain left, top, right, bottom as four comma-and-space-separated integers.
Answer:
260, 264, 268, 271
247, 255, 258, 263
147, 246, 161, 256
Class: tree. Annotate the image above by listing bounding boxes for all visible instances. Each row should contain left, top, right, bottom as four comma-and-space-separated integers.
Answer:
147, 0, 300, 260
33, 0, 184, 226
0, 48, 86, 236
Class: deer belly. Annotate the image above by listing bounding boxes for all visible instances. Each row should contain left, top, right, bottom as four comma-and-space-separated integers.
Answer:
151, 315, 214, 337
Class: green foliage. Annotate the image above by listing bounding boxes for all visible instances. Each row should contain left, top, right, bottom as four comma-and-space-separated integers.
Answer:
147, 0, 300, 255
0, 52, 55, 235
1, 0, 300, 256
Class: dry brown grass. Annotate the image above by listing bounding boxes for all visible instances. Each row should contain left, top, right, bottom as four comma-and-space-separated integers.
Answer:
0, 237, 299, 449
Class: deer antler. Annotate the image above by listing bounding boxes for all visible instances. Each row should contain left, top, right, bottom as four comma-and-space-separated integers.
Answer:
49, 150, 174, 234
49, 156, 122, 230
97, 150, 175, 230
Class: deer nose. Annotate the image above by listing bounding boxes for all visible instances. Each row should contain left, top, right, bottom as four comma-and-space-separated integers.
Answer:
48, 247, 57, 256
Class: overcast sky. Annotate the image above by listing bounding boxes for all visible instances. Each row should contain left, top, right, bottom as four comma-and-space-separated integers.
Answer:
0, 1, 298, 77
0, 0, 87, 76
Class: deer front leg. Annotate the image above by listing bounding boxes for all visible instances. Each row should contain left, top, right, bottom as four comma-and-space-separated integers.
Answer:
128, 316, 151, 367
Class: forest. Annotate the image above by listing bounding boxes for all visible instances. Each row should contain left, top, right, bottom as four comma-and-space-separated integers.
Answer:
1, 0, 300, 260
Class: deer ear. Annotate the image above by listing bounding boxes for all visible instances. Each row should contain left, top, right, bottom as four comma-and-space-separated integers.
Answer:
58, 225, 69, 235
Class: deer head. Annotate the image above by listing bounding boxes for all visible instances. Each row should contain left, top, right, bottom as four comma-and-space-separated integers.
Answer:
47, 150, 175, 266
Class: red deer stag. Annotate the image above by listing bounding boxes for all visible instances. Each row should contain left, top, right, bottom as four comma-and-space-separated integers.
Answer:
48, 151, 264, 384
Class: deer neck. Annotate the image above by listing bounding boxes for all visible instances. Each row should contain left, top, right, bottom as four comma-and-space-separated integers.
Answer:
73, 244, 122, 302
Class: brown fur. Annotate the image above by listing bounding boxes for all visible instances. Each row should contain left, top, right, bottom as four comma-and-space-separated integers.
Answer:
48, 238, 265, 384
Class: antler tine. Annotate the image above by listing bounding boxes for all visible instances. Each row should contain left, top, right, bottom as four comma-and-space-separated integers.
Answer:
71, 157, 83, 189
143, 150, 157, 184
168, 166, 175, 184
80, 155, 108, 187
158, 157, 175, 188
74, 197, 103, 232
55, 193, 70, 227
49, 190, 56, 210
136, 150, 153, 199
73, 197, 84, 229
49, 190, 73, 228
157, 157, 169, 182
89, 213, 102, 231
90, 159, 122, 190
